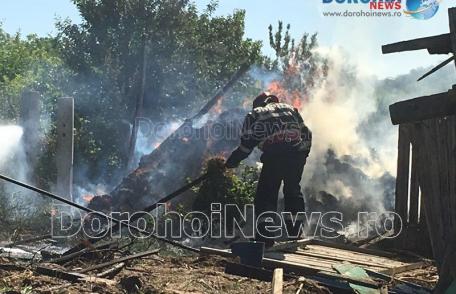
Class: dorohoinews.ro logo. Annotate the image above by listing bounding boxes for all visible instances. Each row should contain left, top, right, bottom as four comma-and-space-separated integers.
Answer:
322, 0, 442, 20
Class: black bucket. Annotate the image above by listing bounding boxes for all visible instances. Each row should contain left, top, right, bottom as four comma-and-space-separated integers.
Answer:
230, 241, 265, 267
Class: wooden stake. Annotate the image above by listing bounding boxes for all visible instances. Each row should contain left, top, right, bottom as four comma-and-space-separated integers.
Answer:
272, 268, 283, 294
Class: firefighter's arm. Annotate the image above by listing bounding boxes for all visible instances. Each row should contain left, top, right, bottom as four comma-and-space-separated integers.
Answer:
225, 113, 258, 168
295, 108, 312, 156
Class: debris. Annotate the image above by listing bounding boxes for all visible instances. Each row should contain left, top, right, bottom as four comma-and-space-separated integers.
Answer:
36, 264, 117, 286
333, 263, 382, 294
266, 238, 313, 252
78, 248, 159, 274
2, 234, 52, 247
96, 262, 125, 278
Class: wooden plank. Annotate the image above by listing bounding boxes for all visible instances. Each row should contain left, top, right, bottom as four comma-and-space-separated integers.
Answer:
412, 119, 449, 266
379, 261, 431, 276
409, 133, 420, 225
309, 240, 396, 258
270, 250, 394, 270
389, 89, 456, 125
303, 245, 400, 265
447, 116, 456, 228
290, 250, 397, 269
272, 268, 283, 294
201, 246, 385, 289
396, 124, 411, 229
261, 258, 383, 289
265, 252, 338, 271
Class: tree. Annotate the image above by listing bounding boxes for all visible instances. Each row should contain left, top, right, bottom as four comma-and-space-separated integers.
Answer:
56, 0, 262, 182
264, 21, 328, 107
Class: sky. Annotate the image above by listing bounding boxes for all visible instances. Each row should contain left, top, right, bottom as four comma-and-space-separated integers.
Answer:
0, 0, 454, 79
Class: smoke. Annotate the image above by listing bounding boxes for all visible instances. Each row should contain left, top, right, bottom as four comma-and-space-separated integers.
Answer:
0, 126, 24, 167
266, 45, 455, 230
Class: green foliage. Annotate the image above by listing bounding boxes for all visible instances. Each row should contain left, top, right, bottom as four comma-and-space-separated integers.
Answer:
0, 185, 52, 239
265, 21, 328, 95
55, 0, 262, 180
193, 158, 259, 221
0, 27, 67, 123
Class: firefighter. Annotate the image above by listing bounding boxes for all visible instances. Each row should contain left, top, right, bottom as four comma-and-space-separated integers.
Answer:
225, 92, 312, 247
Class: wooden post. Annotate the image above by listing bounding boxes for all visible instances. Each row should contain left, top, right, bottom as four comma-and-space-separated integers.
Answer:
271, 268, 283, 294
56, 97, 74, 201
449, 8, 456, 68
20, 90, 41, 180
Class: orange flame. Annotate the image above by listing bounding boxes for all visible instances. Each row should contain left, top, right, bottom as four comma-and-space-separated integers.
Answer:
213, 97, 223, 115
266, 80, 304, 111
82, 194, 94, 203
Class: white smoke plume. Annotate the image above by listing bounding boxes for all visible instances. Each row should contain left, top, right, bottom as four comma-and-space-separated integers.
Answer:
0, 126, 24, 168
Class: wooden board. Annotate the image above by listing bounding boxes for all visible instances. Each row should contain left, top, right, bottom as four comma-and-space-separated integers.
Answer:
201, 239, 421, 277
389, 89, 456, 125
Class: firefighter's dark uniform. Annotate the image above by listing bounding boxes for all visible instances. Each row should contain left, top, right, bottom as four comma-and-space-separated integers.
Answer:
225, 100, 312, 244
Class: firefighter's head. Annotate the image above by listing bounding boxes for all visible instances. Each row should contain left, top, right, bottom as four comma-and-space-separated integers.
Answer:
252, 92, 279, 109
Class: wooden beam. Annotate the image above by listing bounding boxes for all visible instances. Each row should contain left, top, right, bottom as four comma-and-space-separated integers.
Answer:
389, 88, 456, 125
382, 34, 451, 55
272, 268, 283, 294
449, 8, 456, 61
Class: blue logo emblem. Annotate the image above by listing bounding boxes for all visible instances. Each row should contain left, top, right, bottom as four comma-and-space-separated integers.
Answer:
404, 0, 442, 20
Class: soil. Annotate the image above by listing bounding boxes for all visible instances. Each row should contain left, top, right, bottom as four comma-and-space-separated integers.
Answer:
0, 255, 330, 294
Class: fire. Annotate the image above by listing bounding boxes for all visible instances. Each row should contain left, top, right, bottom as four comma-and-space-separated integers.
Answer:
82, 194, 94, 202
213, 97, 223, 115
292, 97, 302, 109
267, 80, 304, 111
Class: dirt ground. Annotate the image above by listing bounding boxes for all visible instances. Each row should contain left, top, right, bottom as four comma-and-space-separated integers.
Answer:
0, 255, 330, 294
